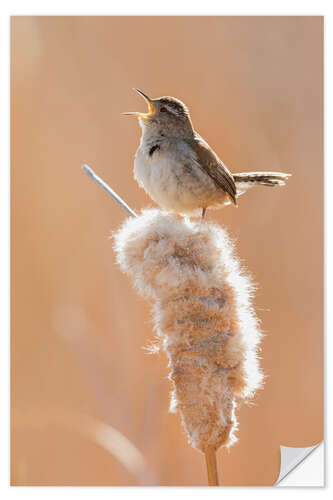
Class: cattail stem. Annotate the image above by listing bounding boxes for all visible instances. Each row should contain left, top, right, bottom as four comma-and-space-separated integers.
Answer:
205, 447, 219, 486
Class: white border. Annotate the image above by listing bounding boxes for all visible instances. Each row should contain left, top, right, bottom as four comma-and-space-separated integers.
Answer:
0, 0, 331, 15
1, 2, 331, 498
0, 4, 11, 495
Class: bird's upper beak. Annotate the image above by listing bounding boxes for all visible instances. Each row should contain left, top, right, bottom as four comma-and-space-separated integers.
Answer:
122, 89, 155, 119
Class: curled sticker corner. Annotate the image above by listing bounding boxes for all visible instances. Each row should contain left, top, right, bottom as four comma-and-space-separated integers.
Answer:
276, 442, 323, 486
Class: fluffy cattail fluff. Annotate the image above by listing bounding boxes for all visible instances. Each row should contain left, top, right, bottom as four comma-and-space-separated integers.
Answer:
113, 210, 263, 453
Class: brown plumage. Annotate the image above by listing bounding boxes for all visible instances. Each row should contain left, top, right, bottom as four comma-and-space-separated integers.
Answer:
124, 90, 291, 218
187, 135, 238, 206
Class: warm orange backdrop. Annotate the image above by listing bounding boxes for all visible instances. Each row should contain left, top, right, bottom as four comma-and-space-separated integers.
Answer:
11, 16, 323, 486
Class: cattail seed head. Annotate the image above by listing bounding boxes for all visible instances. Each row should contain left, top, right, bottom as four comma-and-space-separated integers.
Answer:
114, 210, 263, 452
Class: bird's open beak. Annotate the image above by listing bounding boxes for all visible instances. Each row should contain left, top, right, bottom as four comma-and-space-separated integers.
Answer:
122, 89, 155, 119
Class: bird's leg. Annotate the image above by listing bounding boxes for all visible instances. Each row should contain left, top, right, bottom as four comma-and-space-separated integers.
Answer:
201, 208, 207, 222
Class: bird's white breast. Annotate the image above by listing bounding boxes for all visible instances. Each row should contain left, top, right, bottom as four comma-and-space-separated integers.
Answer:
134, 139, 221, 214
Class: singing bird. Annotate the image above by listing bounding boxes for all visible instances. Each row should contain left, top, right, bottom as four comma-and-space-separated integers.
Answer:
123, 89, 291, 219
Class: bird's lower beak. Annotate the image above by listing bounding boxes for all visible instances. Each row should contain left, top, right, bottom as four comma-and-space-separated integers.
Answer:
122, 89, 155, 119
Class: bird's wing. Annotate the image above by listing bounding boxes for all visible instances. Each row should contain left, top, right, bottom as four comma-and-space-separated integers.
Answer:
185, 135, 237, 205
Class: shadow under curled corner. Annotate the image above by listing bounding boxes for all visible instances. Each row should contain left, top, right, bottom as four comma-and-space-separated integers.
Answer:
276, 442, 324, 487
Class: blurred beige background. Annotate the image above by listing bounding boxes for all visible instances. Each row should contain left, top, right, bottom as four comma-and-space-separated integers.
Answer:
11, 16, 323, 486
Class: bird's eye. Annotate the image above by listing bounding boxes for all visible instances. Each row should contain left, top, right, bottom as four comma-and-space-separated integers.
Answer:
160, 106, 167, 113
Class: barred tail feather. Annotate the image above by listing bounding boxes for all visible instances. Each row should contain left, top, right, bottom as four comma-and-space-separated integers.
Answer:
233, 171, 291, 187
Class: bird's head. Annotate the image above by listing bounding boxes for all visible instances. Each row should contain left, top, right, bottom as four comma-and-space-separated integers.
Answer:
122, 89, 194, 137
